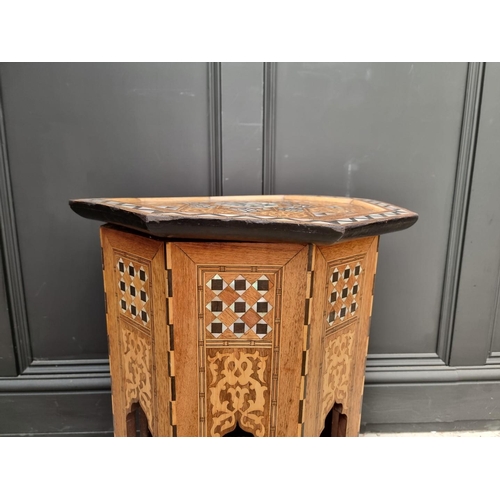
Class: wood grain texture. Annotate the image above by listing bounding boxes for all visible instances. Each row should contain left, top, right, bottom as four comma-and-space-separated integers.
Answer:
348, 236, 378, 435
170, 243, 199, 436
302, 246, 327, 437
70, 195, 418, 244
100, 227, 380, 437
100, 225, 167, 437
172, 241, 306, 436
206, 348, 271, 436
276, 245, 309, 436
315, 236, 379, 437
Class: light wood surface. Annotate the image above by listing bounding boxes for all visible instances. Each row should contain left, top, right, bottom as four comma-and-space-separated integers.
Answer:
314, 236, 379, 436
100, 227, 379, 436
100, 226, 170, 436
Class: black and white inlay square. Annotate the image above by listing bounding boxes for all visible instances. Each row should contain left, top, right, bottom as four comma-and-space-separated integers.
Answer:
117, 258, 150, 327
205, 273, 274, 339
327, 261, 363, 327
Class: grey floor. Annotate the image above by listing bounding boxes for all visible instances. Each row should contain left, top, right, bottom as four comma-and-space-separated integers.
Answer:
361, 430, 500, 437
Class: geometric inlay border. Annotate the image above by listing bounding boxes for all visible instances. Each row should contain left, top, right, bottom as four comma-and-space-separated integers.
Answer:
88, 197, 412, 228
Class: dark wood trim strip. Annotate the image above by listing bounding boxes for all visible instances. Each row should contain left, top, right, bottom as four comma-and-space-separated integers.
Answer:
0, 80, 31, 373
208, 62, 223, 196
262, 62, 277, 195
437, 62, 485, 363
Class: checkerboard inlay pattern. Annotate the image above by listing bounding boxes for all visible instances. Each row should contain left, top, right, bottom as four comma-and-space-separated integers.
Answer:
117, 257, 150, 327
326, 261, 362, 328
204, 272, 275, 339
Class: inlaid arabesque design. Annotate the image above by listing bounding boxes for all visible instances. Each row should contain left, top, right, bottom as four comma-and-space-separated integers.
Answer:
206, 349, 270, 437
321, 326, 355, 420
326, 260, 363, 328
204, 272, 275, 340
88, 196, 412, 227
122, 323, 153, 429
116, 256, 150, 328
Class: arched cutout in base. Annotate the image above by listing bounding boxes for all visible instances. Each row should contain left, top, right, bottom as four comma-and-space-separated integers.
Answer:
223, 423, 254, 437
320, 403, 347, 437
126, 402, 152, 437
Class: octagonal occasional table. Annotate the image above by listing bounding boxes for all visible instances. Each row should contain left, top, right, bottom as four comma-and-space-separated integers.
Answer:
70, 195, 417, 437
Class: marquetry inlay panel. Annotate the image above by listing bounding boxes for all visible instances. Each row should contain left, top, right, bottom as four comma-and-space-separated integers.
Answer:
197, 265, 283, 436
116, 255, 151, 329
204, 272, 276, 340
121, 320, 153, 430
81, 196, 412, 227
206, 348, 271, 437
321, 323, 356, 421
326, 258, 363, 328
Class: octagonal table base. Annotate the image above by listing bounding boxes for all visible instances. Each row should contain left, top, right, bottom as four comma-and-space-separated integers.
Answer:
101, 225, 379, 437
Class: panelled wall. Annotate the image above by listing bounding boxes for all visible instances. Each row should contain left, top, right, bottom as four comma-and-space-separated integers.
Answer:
0, 62, 499, 435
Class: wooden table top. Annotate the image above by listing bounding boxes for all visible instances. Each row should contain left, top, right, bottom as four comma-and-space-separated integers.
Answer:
69, 195, 418, 244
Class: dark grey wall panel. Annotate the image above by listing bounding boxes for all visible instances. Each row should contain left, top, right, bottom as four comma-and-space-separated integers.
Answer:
451, 63, 500, 366
274, 62, 468, 354
221, 62, 263, 195
0, 63, 210, 361
362, 380, 500, 428
0, 390, 112, 435
0, 250, 17, 376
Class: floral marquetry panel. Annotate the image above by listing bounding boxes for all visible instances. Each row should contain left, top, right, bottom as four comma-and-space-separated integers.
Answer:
121, 320, 154, 430
321, 324, 356, 421
206, 349, 272, 437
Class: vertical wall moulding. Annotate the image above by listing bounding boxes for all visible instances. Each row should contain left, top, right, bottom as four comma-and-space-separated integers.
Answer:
208, 62, 223, 196
437, 62, 485, 363
262, 62, 277, 195
0, 87, 31, 372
